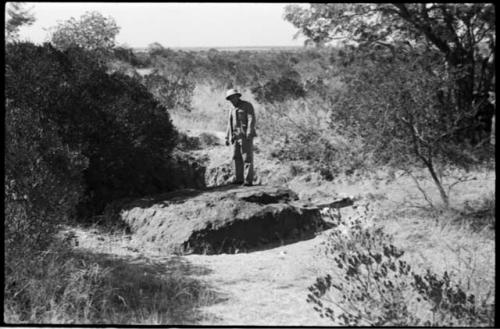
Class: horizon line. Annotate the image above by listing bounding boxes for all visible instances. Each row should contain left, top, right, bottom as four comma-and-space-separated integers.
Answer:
131, 45, 305, 49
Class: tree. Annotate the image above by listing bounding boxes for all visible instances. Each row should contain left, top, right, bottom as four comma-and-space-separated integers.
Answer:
251, 74, 306, 104
142, 72, 194, 112
5, 2, 35, 42
48, 11, 120, 59
147, 42, 165, 56
329, 46, 490, 207
6, 42, 179, 217
284, 4, 495, 135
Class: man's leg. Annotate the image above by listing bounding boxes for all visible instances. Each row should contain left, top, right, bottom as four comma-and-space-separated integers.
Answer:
242, 137, 254, 185
233, 140, 244, 183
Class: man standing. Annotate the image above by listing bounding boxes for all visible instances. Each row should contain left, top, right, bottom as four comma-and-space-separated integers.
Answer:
225, 88, 256, 186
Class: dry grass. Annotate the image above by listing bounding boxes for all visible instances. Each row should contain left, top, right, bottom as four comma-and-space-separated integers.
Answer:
301, 164, 495, 325
171, 83, 255, 132
192, 124, 495, 325
7, 164, 491, 325
170, 88, 495, 324
4, 227, 224, 325
7, 81, 493, 324
300, 164, 495, 325
380, 193, 495, 309
171, 84, 265, 140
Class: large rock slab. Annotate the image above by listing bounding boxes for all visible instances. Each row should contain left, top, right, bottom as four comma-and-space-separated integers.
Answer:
104, 185, 340, 254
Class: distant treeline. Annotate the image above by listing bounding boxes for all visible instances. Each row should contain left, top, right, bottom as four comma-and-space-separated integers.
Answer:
112, 44, 348, 104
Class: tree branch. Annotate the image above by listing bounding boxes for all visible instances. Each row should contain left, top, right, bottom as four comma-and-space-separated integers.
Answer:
440, 5, 468, 52
407, 170, 436, 209
392, 3, 452, 56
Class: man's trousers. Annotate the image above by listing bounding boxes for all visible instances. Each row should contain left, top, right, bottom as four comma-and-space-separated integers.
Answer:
233, 137, 253, 184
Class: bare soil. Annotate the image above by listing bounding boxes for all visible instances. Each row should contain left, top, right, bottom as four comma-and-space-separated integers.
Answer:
72, 223, 336, 325
68, 136, 495, 325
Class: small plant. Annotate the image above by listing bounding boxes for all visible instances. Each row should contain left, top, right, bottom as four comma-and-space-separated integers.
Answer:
311, 205, 420, 326
309, 205, 494, 326
176, 132, 201, 150
412, 270, 494, 326
198, 132, 220, 148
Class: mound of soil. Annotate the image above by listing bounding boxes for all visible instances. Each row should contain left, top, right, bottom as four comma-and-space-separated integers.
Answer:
105, 185, 332, 254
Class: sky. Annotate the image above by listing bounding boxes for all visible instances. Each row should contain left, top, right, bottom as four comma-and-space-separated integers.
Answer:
15, 2, 307, 48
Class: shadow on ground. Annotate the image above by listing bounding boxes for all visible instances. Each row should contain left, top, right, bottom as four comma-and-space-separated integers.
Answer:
103, 183, 336, 255
110, 183, 248, 212
71, 249, 228, 324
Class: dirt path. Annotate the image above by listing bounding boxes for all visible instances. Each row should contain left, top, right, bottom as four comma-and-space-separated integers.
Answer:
69, 131, 494, 325
72, 225, 336, 325
189, 236, 334, 325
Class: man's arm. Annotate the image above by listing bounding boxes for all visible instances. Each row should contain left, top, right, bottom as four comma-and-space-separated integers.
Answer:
226, 108, 233, 144
246, 102, 256, 138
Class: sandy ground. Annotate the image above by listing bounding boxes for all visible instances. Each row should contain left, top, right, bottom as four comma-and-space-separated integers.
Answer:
71, 223, 338, 325
189, 236, 335, 325
68, 136, 494, 325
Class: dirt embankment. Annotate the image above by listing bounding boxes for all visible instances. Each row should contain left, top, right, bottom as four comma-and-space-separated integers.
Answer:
104, 185, 335, 254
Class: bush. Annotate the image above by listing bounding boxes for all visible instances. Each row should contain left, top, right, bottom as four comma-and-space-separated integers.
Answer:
5, 99, 87, 308
175, 132, 219, 150
141, 72, 195, 112
5, 42, 180, 217
307, 205, 494, 326
259, 99, 372, 178
113, 46, 142, 66
198, 132, 220, 148
327, 46, 493, 205
176, 132, 201, 150
251, 74, 306, 104
124, 47, 332, 93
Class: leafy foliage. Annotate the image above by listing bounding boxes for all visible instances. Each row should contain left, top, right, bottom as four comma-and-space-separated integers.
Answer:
308, 206, 494, 326
142, 71, 195, 111
5, 2, 35, 42
5, 99, 87, 301
48, 11, 120, 60
5, 41, 201, 323
124, 47, 319, 93
284, 3, 496, 126
258, 98, 370, 179
251, 75, 305, 104
5, 42, 179, 217
328, 46, 491, 205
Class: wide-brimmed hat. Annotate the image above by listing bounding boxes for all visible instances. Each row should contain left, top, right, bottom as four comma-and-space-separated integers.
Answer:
225, 88, 242, 100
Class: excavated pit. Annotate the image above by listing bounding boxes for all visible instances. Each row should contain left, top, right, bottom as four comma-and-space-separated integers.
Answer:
105, 185, 346, 255
184, 202, 325, 254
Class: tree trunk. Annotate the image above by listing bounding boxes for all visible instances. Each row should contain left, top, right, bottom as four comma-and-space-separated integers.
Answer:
448, 52, 474, 113
491, 114, 495, 146
424, 160, 449, 207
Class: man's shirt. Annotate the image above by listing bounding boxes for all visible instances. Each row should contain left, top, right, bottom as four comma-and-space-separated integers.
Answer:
226, 99, 256, 140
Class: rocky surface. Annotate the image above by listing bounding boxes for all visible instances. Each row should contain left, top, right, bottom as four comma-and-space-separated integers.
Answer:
168, 151, 208, 189
104, 185, 338, 254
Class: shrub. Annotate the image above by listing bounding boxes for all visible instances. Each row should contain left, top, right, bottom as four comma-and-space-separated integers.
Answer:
141, 72, 195, 112
5, 42, 179, 217
176, 132, 201, 150
458, 192, 496, 231
328, 46, 492, 206
259, 99, 372, 178
47, 11, 120, 62
198, 132, 220, 148
251, 74, 306, 104
308, 205, 494, 326
5, 99, 87, 309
